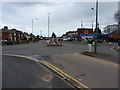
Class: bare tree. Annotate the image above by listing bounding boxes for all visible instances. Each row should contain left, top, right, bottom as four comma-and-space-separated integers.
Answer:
103, 26, 113, 34
115, 11, 120, 21
115, 10, 120, 28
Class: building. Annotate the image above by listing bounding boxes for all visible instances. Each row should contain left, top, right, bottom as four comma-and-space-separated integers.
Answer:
10, 28, 21, 41
62, 28, 94, 41
76, 28, 94, 41
104, 24, 118, 34
0, 26, 12, 41
0, 26, 35, 42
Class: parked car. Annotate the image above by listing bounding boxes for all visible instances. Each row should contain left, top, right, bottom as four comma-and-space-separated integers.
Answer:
63, 38, 68, 41
0, 39, 7, 43
67, 38, 73, 41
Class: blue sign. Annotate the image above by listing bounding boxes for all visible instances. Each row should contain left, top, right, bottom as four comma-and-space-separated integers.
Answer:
68, 35, 74, 37
80, 34, 108, 37
80, 34, 96, 37
54, 39, 58, 41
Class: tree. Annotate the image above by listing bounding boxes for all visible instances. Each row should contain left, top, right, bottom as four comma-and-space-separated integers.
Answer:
115, 10, 120, 23
103, 26, 113, 34
94, 23, 102, 34
115, 10, 120, 29
51, 32, 56, 38
36, 35, 40, 40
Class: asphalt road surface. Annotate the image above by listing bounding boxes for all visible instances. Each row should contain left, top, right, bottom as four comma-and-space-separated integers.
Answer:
2, 55, 72, 88
2, 40, 119, 88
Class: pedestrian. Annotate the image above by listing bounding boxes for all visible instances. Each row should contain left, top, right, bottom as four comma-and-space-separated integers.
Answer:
118, 40, 120, 50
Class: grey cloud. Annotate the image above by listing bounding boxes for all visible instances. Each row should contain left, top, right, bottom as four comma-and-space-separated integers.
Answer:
1, 2, 118, 36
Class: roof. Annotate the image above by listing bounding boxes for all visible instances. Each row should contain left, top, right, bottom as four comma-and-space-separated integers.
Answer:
66, 31, 74, 35
77, 28, 93, 31
0, 28, 12, 33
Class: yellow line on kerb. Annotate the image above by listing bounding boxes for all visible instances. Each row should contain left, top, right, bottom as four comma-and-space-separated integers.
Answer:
39, 61, 91, 90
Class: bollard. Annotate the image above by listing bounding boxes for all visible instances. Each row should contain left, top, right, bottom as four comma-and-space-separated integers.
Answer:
88, 44, 92, 52
92, 41, 95, 46
109, 42, 112, 45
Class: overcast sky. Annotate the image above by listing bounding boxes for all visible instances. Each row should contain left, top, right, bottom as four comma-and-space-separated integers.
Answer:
1, 1, 118, 36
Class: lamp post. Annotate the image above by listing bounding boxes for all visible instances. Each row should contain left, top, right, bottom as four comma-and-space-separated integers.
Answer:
48, 13, 50, 38
94, 0, 98, 53
32, 19, 33, 34
39, 30, 42, 40
92, 21, 94, 30
32, 19, 33, 42
31, 18, 38, 42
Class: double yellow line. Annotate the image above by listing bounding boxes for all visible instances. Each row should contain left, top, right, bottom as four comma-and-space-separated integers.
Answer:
39, 61, 91, 90
3, 54, 91, 89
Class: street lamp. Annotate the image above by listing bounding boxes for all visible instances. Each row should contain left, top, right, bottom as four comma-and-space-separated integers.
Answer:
31, 18, 38, 42
94, 0, 99, 53
40, 30, 42, 36
32, 19, 33, 34
91, 0, 98, 53
48, 13, 50, 38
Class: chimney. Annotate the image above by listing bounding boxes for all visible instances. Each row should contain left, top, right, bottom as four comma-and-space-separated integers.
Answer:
4, 26, 8, 29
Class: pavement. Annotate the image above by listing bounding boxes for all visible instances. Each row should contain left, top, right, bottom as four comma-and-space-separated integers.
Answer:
2, 40, 119, 88
82, 51, 120, 64
2, 55, 72, 88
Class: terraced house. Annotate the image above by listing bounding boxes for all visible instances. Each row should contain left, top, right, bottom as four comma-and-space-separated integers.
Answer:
0, 26, 31, 42
0, 26, 12, 41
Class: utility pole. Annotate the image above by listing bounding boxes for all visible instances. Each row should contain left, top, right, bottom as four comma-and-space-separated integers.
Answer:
94, 0, 98, 53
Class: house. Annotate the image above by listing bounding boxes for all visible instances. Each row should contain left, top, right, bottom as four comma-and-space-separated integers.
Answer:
0, 26, 12, 41
76, 28, 94, 41
62, 28, 94, 41
66, 31, 76, 39
23, 32, 29, 40
10, 28, 21, 41
0, 26, 35, 42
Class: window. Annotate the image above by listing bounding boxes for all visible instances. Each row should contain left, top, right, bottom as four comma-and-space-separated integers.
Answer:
14, 33, 16, 36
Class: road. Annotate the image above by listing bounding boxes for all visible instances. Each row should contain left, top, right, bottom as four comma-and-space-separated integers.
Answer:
2, 55, 71, 88
2, 40, 119, 88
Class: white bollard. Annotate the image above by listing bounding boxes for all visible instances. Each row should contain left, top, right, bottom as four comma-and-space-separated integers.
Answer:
118, 46, 120, 50
88, 44, 92, 52
92, 42, 95, 46
109, 42, 112, 45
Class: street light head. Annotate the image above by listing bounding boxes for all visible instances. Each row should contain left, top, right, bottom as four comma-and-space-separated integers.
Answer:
91, 8, 94, 10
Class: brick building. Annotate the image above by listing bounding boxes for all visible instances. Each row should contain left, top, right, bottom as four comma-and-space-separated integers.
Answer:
0, 26, 34, 42
62, 28, 94, 41
0, 26, 12, 41
76, 28, 94, 41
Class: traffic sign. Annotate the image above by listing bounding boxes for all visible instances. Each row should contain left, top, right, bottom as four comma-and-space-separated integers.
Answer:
80, 34, 108, 37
